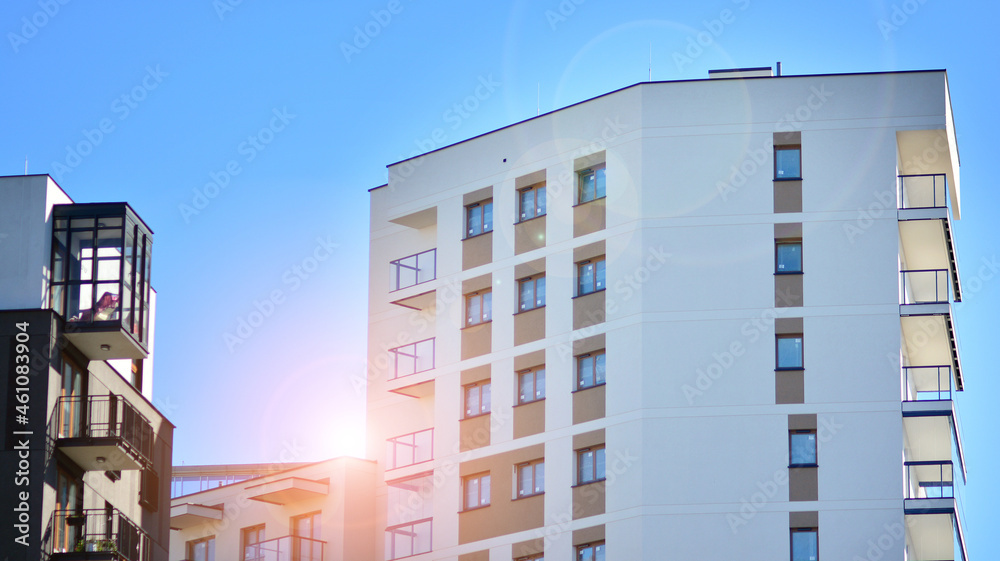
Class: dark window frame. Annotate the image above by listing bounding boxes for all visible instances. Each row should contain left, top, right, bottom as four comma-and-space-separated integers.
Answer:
187, 535, 216, 561
463, 380, 492, 419
789, 430, 818, 467
790, 527, 818, 561
775, 145, 802, 180
465, 199, 494, 238
576, 351, 607, 390
241, 524, 266, 561
576, 541, 606, 561
465, 290, 493, 327
577, 165, 607, 204
517, 366, 546, 405
775, 239, 803, 274
518, 275, 546, 312
576, 445, 607, 485
776, 334, 804, 370
576, 258, 606, 296
518, 183, 547, 222
515, 459, 545, 498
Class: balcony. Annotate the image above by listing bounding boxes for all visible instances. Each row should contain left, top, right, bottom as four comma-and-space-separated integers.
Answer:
51, 395, 154, 471
897, 174, 961, 303
386, 337, 436, 398
903, 461, 968, 561
245, 535, 326, 561
899, 269, 962, 393
50, 203, 153, 360
46, 508, 151, 561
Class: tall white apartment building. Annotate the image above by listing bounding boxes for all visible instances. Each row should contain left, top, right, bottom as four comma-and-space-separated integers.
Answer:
366, 68, 967, 561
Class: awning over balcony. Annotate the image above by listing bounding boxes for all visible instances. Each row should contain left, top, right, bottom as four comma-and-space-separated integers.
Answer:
170, 503, 224, 530
246, 477, 329, 505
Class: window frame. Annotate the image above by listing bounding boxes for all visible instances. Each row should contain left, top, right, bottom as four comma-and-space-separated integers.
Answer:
517, 366, 546, 405
518, 183, 547, 222
465, 290, 493, 327
187, 536, 216, 561
774, 145, 802, 180
241, 524, 266, 561
465, 199, 494, 238
515, 459, 545, 498
576, 446, 607, 485
576, 351, 607, 390
775, 239, 803, 274
577, 165, 607, 204
790, 527, 818, 561
776, 334, 804, 370
576, 258, 606, 296
576, 541, 606, 561
462, 472, 491, 511
517, 275, 546, 312
789, 429, 818, 467
516, 555, 544, 561
463, 380, 492, 418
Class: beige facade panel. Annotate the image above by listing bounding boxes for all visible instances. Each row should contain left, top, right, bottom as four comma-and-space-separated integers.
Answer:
775, 222, 803, 239
574, 151, 606, 171
515, 215, 546, 255
572, 524, 606, 545
573, 240, 606, 263
574, 198, 606, 237
514, 258, 546, 279
775, 317, 804, 334
458, 551, 489, 561
512, 537, 545, 558
513, 400, 545, 439
514, 349, 545, 371
464, 185, 494, 205
460, 414, 492, 451
789, 467, 819, 501
573, 428, 605, 450
774, 131, 802, 145
775, 274, 803, 307
461, 322, 492, 360
573, 481, 606, 519
514, 307, 545, 346
774, 180, 803, 213
463, 232, 493, 270
788, 414, 818, 431
515, 170, 546, 189
776, 370, 805, 404
573, 385, 606, 425
458, 444, 546, 544
573, 334, 606, 356
573, 291, 606, 330
464, 273, 493, 294
461, 365, 491, 385
789, 510, 819, 527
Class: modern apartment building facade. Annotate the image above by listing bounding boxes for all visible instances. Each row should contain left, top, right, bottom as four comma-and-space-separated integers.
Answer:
366, 69, 967, 560
0, 174, 174, 561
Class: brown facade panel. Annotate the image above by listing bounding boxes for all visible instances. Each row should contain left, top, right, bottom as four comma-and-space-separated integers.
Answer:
513, 399, 545, 439
514, 307, 546, 346
573, 291, 606, 330
512, 538, 545, 558
514, 349, 546, 371
515, 215, 547, 255
776, 370, 805, 404
514, 258, 546, 279
573, 428, 605, 450
573, 333, 606, 356
572, 481, 606, 519
788, 414, 818, 431
774, 222, 803, 239
572, 524, 606, 545
774, 131, 802, 145
788, 467, 818, 501
775, 317, 804, 334
789, 510, 819, 527
573, 240, 606, 263
573, 384, 606, 425
774, 180, 803, 213
574, 198, 606, 237
464, 186, 494, 205
775, 274, 803, 307
461, 322, 492, 360
461, 365, 491, 386
460, 414, 492, 451
463, 231, 493, 270
458, 492, 543, 544
458, 552, 489, 561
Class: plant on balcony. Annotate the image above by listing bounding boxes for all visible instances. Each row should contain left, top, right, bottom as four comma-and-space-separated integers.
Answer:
74, 538, 118, 553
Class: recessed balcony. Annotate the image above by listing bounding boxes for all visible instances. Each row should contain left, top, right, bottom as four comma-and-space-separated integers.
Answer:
245, 535, 326, 561
903, 461, 968, 561
897, 174, 961, 303
51, 394, 154, 471
389, 249, 439, 311
50, 204, 153, 361
46, 508, 150, 561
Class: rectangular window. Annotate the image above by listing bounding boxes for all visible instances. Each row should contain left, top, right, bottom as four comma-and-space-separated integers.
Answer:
466, 291, 493, 326
775, 146, 802, 179
577, 258, 606, 295
776, 240, 803, 273
776, 335, 804, 369
466, 200, 494, 237
463, 473, 491, 510
464, 381, 492, 418
577, 352, 606, 390
516, 556, 544, 561
578, 165, 606, 203
577, 542, 605, 561
519, 184, 547, 221
385, 519, 432, 560
577, 446, 606, 484
389, 338, 435, 380
518, 367, 546, 404
292, 511, 322, 561
789, 430, 817, 466
516, 460, 545, 497
242, 525, 265, 561
518, 276, 546, 312
791, 528, 818, 561
386, 428, 433, 469
188, 536, 216, 561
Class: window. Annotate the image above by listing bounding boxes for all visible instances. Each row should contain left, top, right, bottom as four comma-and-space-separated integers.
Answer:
519, 183, 546, 221
464, 381, 492, 418
389, 338, 435, 380
292, 512, 321, 561
466, 291, 493, 326
386, 428, 433, 469
463, 473, 491, 510
516, 460, 544, 497
791, 528, 818, 561
789, 430, 817, 466
188, 536, 216, 561
576, 352, 606, 390
578, 165, 606, 203
577, 258, 606, 295
516, 556, 544, 561
776, 240, 802, 273
242, 525, 265, 561
775, 146, 801, 179
577, 446, 606, 484
518, 367, 546, 404
576, 542, 605, 561
776, 335, 804, 369
385, 519, 432, 560
518, 276, 546, 311
466, 200, 493, 237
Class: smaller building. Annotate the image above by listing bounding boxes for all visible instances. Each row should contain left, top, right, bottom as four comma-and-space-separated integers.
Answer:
169, 457, 376, 561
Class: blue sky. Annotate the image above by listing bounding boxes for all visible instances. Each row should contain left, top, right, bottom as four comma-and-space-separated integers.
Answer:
2, 0, 997, 555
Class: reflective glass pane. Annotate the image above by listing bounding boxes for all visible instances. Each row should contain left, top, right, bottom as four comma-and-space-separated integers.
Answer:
482, 292, 492, 321
520, 190, 535, 220
580, 171, 595, 202
776, 148, 801, 178
790, 433, 817, 464
520, 280, 534, 310
483, 201, 493, 232
580, 450, 594, 482
791, 530, 817, 561
595, 260, 606, 290
595, 168, 606, 198
777, 243, 802, 272
537, 186, 546, 215
596, 448, 606, 479
535, 369, 545, 399
595, 353, 606, 384
578, 356, 593, 387
777, 337, 804, 368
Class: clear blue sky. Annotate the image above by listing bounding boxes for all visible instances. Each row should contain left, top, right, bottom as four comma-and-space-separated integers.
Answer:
2, 0, 997, 555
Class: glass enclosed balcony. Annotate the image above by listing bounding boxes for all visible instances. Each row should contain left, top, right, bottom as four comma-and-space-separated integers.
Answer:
50, 203, 153, 360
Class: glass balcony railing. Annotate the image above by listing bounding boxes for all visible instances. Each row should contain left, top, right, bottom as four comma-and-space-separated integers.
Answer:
904, 365, 953, 401
245, 535, 325, 561
901, 269, 951, 304
905, 460, 955, 499
46, 508, 150, 561
390, 249, 436, 291
899, 174, 948, 210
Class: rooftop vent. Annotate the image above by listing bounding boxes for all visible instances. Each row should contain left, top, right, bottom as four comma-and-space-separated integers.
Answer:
708, 67, 773, 79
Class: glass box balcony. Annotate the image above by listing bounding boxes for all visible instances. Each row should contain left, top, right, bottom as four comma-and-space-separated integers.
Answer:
50, 203, 153, 360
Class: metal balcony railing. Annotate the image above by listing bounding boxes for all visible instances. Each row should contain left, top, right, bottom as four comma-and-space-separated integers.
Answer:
46, 508, 151, 561
900, 269, 950, 304
51, 394, 154, 467
904, 365, 953, 401
898, 174, 948, 210
388, 338, 435, 381
244, 535, 326, 561
905, 460, 955, 499
390, 249, 436, 291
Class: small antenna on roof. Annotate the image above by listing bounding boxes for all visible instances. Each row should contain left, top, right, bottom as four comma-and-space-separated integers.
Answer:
648, 43, 652, 81
537, 83, 540, 116
24, 156, 28, 175
777, 61, 782, 76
